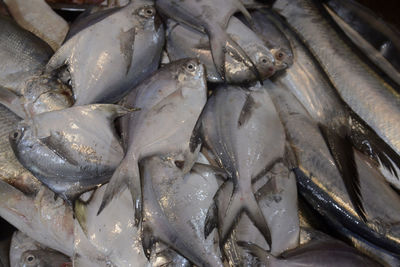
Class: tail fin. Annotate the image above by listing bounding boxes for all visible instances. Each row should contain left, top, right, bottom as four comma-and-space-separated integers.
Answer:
209, 27, 262, 83
97, 156, 141, 225
209, 180, 271, 248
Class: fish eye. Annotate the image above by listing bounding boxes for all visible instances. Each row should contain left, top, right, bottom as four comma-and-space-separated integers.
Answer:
26, 254, 35, 262
186, 63, 196, 72
259, 57, 270, 65
139, 6, 156, 18
275, 51, 285, 60
10, 129, 22, 141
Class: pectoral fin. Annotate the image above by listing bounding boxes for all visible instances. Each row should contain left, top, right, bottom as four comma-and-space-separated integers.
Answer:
0, 86, 25, 118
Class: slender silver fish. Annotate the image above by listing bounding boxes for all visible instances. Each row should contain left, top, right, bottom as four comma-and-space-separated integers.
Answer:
274, 0, 400, 160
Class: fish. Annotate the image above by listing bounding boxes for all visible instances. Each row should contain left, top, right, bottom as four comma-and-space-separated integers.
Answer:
0, 15, 73, 118
98, 59, 207, 226
19, 249, 71, 267
10, 231, 42, 267
199, 84, 287, 248
241, 10, 294, 71
46, 0, 164, 105
325, 0, 400, 77
139, 154, 223, 266
166, 17, 275, 83
9, 104, 130, 202
324, 2, 400, 88
265, 79, 400, 257
273, 0, 400, 165
155, 0, 262, 81
3, 0, 69, 51
238, 229, 381, 267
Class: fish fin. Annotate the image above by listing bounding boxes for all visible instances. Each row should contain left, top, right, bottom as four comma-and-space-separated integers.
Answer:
237, 241, 271, 265
209, 27, 262, 83
74, 199, 88, 236
46, 37, 75, 72
204, 201, 218, 238
215, 181, 271, 248
192, 163, 228, 181
84, 104, 138, 121
39, 131, 80, 166
97, 157, 132, 215
238, 93, 257, 128
234, 0, 253, 26
0, 86, 25, 118
142, 224, 156, 259
190, 116, 203, 153
318, 124, 367, 222
118, 27, 136, 75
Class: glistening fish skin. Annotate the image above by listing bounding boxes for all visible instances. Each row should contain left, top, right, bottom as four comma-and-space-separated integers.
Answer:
266, 80, 400, 257
200, 85, 286, 247
99, 59, 207, 226
273, 0, 400, 157
140, 155, 223, 267
156, 0, 261, 81
166, 17, 275, 83
9, 104, 128, 202
47, 0, 164, 105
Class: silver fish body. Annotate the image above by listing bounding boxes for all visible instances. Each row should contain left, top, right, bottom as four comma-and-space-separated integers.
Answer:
9, 104, 128, 201
274, 0, 400, 158
200, 84, 287, 248
47, 0, 165, 105
99, 59, 207, 225
166, 17, 275, 83
140, 155, 223, 266
266, 79, 400, 258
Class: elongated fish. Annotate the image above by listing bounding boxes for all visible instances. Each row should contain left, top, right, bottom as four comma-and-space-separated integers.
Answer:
47, 0, 164, 105
9, 104, 129, 202
167, 17, 275, 83
266, 79, 400, 257
156, 0, 261, 81
324, 3, 400, 88
273, 0, 400, 161
99, 59, 207, 226
200, 84, 286, 248
140, 155, 223, 266
3, 0, 68, 51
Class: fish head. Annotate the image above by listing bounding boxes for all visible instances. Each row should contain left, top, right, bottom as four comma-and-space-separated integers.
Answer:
176, 58, 207, 97
134, 4, 163, 32
20, 75, 73, 117
20, 249, 71, 267
9, 121, 32, 158
271, 47, 294, 71
226, 43, 276, 83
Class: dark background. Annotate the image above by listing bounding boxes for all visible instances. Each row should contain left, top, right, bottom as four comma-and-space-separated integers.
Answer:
357, 0, 400, 30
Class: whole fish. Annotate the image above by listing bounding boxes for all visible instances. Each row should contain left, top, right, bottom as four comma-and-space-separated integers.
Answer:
4, 0, 69, 51
266, 79, 400, 257
19, 249, 71, 267
99, 59, 207, 226
324, 3, 400, 88
325, 0, 400, 75
273, 0, 400, 162
200, 84, 287, 248
140, 155, 223, 266
9, 104, 129, 202
239, 229, 380, 267
46, 0, 164, 105
166, 17, 275, 83
155, 0, 261, 81
0, 16, 72, 118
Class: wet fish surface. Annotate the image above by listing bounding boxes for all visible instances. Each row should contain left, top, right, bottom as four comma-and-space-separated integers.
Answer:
47, 0, 164, 105
9, 104, 128, 202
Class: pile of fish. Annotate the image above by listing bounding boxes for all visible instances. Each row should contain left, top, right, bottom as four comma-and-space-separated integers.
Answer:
0, 0, 399, 266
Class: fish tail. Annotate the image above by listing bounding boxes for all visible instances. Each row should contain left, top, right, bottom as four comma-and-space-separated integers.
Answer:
97, 156, 132, 216
215, 181, 271, 248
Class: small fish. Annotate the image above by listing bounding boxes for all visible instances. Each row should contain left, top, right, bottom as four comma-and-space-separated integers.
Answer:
200, 84, 287, 248
166, 17, 275, 83
9, 104, 130, 202
3, 0, 69, 51
47, 0, 165, 105
156, 0, 262, 81
98, 59, 207, 227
